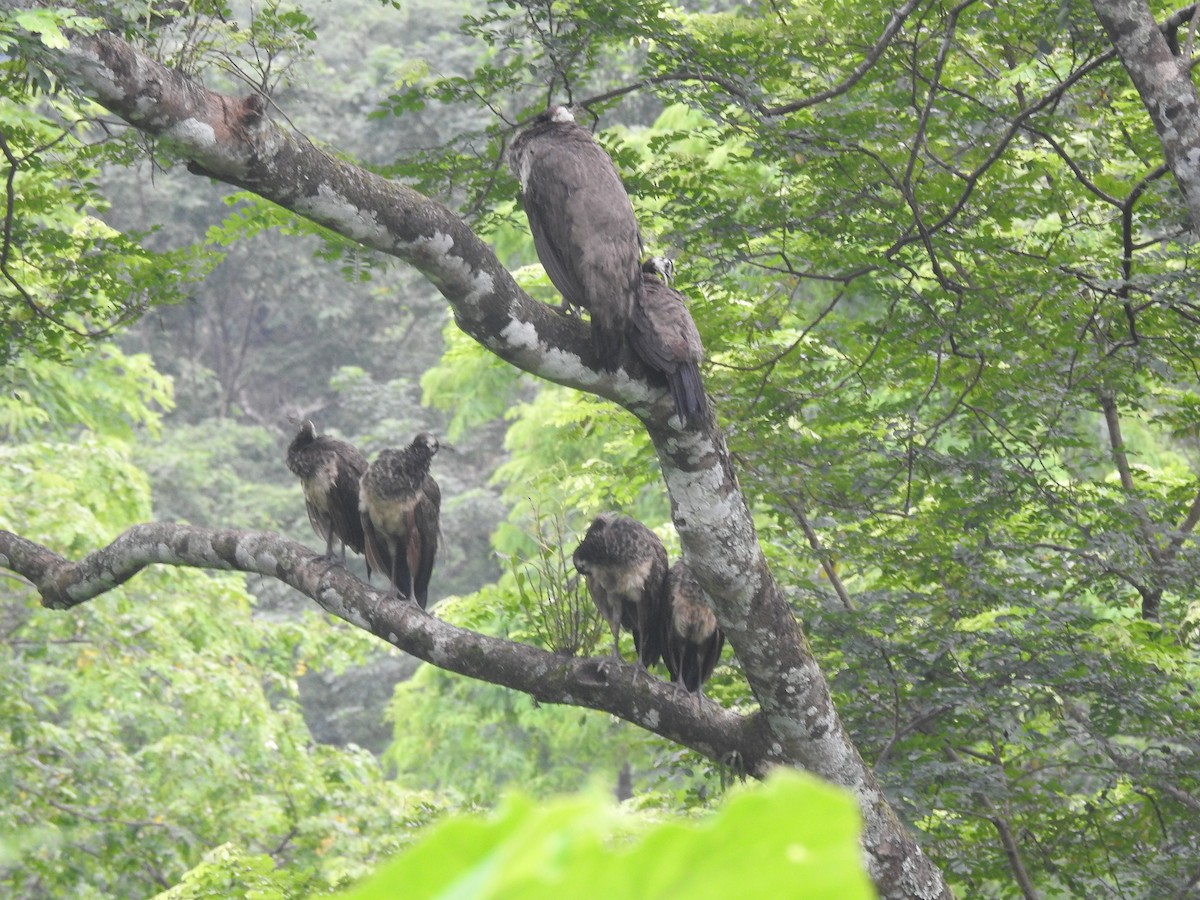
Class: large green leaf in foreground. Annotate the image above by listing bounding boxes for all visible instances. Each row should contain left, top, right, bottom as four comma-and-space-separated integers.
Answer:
341, 770, 872, 899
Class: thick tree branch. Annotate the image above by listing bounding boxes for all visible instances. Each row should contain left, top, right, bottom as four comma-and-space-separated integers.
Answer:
0, 523, 766, 772
3, 18, 954, 898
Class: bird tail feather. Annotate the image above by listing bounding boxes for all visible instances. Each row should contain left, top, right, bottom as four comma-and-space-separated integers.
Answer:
591, 325, 623, 372
668, 363, 707, 424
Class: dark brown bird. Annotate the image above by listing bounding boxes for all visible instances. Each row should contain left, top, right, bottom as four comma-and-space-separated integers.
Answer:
507, 105, 642, 370
285, 419, 369, 569
630, 257, 707, 425
662, 561, 725, 699
572, 513, 668, 677
359, 432, 442, 608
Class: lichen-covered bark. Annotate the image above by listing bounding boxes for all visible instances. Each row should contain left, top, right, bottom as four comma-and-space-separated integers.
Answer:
0, 524, 760, 768
1091, 0, 1200, 229
1, 16, 954, 898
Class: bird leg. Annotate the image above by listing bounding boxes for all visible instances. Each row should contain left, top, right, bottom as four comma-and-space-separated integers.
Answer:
405, 510, 421, 605
632, 661, 652, 689
371, 547, 418, 623
368, 584, 418, 631
317, 530, 338, 563
390, 593, 420, 628
369, 576, 399, 619
388, 552, 406, 602
594, 620, 623, 679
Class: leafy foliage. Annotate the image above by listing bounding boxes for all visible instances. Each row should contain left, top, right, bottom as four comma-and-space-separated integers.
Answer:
0, 353, 455, 899
385, 661, 671, 806
506, 500, 604, 657
338, 770, 872, 900
1, 345, 172, 442
379, 0, 1200, 893
0, 80, 196, 365
6, 0, 1200, 896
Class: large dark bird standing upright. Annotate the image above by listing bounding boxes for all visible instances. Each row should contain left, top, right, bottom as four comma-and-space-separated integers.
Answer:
507, 106, 642, 370
572, 513, 668, 678
359, 433, 442, 609
285, 419, 369, 570
629, 257, 708, 425
662, 560, 725, 700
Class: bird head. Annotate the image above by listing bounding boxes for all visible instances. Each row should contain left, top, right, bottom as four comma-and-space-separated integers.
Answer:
571, 547, 592, 574
508, 105, 583, 185
287, 417, 317, 441
411, 432, 441, 457
641, 256, 676, 285
573, 512, 619, 569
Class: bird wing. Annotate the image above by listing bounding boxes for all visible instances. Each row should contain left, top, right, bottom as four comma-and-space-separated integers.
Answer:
569, 147, 641, 365
695, 627, 726, 692
303, 498, 334, 551
568, 146, 641, 357
519, 128, 640, 367
630, 278, 701, 368
662, 564, 685, 684
630, 278, 707, 422
520, 145, 589, 309
662, 621, 683, 684
411, 477, 441, 609
633, 537, 669, 671
668, 364, 706, 424
360, 508, 392, 589
330, 451, 368, 558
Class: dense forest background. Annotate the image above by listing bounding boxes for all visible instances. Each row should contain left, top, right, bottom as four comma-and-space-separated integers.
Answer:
3, 0, 1200, 896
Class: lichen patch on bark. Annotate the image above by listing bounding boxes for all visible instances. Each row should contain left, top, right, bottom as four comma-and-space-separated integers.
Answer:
299, 184, 391, 244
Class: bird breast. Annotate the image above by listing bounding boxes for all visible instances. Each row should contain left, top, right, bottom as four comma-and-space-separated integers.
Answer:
302, 457, 340, 513
590, 555, 655, 603
361, 491, 419, 535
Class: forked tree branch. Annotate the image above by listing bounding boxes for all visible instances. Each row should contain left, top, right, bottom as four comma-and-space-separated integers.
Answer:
0, 13, 953, 898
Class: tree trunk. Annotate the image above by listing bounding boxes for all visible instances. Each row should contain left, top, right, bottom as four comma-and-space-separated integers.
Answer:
0, 13, 953, 897
1090, 0, 1200, 229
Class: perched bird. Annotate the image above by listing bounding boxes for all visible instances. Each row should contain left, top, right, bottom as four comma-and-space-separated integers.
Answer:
662, 561, 725, 700
572, 513, 668, 677
507, 105, 642, 369
359, 433, 442, 609
630, 257, 708, 425
285, 419, 369, 569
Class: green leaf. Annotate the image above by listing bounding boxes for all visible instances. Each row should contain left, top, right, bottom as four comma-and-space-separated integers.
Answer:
339, 771, 872, 899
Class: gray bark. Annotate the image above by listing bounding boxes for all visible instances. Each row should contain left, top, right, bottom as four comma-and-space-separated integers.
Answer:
1091, 0, 1200, 229
0, 16, 953, 898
